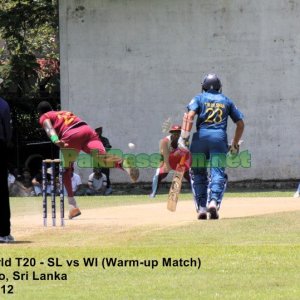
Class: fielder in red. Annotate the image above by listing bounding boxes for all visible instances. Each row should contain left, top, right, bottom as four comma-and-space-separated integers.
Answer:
37, 101, 139, 219
149, 125, 191, 197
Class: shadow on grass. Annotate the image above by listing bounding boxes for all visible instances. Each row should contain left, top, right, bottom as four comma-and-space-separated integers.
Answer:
1, 241, 33, 245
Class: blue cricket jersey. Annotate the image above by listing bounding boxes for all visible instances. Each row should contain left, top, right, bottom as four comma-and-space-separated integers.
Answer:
0, 97, 12, 142
187, 91, 244, 132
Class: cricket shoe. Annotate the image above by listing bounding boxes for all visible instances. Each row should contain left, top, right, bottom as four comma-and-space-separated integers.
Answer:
293, 191, 300, 198
69, 208, 81, 219
197, 207, 207, 220
0, 234, 15, 243
197, 211, 207, 220
208, 200, 219, 220
125, 167, 139, 183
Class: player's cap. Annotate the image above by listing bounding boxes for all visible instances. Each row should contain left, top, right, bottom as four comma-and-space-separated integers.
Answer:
169, 125, 181, 133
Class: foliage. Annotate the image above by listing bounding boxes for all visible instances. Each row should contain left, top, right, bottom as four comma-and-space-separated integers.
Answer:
0, 0, 59, 96
0, 0, 60, 167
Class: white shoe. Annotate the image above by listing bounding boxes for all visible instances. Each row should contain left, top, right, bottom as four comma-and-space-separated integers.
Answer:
208, 200, 219, 219
293, 191, 300, 198
0, 234, 15, 243
197, 207, 207, 220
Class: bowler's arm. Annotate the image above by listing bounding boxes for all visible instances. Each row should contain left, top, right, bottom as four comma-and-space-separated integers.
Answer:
42, 119, 69, 147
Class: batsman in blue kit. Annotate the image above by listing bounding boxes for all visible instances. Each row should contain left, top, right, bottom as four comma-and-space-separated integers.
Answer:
178, 74, 244, 220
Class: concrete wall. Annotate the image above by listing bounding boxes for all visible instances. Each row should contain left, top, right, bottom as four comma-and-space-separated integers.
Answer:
59, 0, 300, 182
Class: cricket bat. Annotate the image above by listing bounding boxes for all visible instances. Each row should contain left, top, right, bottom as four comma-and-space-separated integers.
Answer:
167, 153, 188, 212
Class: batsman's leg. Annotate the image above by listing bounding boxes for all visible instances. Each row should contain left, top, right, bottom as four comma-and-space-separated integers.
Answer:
190, 168, 208, 220
217, 173, 228, 210
208, 168, 227, 219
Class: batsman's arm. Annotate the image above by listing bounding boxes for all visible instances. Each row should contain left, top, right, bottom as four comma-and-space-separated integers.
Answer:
42, 119, 68, 147
178, 110, 196, 149
229, 119, 244, 154
232, 120, 244, 145
232, 119, 244, 148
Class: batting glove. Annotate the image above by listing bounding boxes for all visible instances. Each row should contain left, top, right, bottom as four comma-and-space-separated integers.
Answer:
228, 144, 239, 156
178, 136, 190, 150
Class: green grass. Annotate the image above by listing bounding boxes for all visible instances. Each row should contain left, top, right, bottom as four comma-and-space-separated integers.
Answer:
225, 189, 296, 197
1, 192, 300, 299
10, 189, 296, 215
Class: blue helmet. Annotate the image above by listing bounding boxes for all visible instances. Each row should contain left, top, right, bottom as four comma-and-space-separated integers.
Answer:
201, 73, 222, 92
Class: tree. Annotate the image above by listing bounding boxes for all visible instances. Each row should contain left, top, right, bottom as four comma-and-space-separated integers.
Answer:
0, 0, 59, 96
0, 0, 60, 168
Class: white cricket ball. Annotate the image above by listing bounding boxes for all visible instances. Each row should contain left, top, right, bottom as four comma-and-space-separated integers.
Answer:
128, 142, 136, 149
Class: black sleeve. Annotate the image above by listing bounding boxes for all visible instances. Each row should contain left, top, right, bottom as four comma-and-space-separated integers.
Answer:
101, 136, 112, 149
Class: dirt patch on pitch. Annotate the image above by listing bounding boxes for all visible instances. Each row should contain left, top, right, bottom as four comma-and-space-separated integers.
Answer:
11, 197, 300, 241
64, 197, 300, 226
